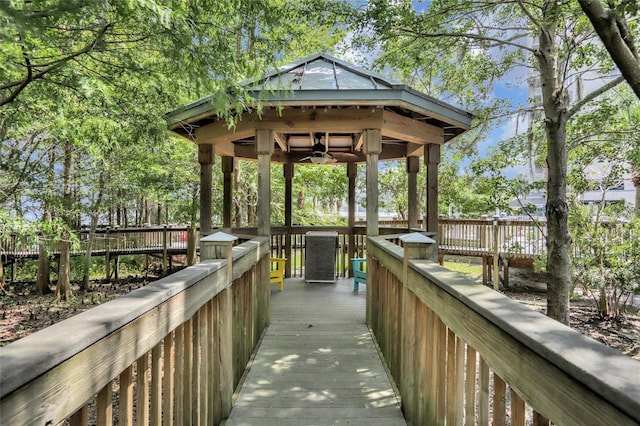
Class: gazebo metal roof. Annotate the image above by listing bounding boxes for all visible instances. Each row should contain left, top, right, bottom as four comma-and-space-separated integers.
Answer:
165, 53, 473, 163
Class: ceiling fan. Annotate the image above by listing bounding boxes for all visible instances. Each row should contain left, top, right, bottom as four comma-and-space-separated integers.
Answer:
300, 132, 337, 164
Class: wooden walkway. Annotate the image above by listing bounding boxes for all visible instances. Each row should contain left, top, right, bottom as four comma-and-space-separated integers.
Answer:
224, 278, 407, 426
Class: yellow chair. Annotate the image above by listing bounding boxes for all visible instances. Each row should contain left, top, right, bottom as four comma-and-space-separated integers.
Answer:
270, 258, 286, 291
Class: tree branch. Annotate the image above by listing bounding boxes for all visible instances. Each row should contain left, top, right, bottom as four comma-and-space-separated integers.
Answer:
397, 28, 535, 53
568, 75, 624, 117
0, 23, 112, 107
578, 0, 640, 99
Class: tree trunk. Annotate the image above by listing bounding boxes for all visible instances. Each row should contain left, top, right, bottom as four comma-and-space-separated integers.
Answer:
633, 171, 640, 213
36, 149, 56, 295
578, 0, 640, 99
186, 226, 197, 266
81, 172, 105, 289
143, 198, 151, 225
0, 259, 4, 293
56, 140, 73, 301
537, 2, 572, 325
35, 231, 52, 295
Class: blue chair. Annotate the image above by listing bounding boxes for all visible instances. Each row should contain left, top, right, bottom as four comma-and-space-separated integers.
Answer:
352, 258, 366, 292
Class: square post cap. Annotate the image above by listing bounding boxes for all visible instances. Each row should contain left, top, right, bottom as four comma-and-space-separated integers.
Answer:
399, 233, 436, 245
200, 231, 238, 261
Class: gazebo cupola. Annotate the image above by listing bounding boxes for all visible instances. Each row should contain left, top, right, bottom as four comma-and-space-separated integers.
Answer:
165, 53, 473, 238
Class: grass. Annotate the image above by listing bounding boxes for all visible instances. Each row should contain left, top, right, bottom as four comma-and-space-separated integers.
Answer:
443, 260, 483, 281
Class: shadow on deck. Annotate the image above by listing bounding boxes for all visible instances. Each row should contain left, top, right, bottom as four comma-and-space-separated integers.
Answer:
224, 278, 407, 426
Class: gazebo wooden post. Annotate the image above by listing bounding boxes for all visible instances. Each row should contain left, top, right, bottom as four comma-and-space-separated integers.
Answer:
198, 144, 214, 235
426, 144, 440, 260
364, 128, 382, 237
256, 129, 273, 237
347, 162, 357, 277
284, 163, 293, 277
222, 156, 234, 230
407, 156, 420, 229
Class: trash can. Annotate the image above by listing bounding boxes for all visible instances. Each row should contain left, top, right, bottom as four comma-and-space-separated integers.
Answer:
304, 231, 338, 283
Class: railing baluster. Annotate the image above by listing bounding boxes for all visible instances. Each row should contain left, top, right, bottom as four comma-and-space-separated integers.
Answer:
446, 328, 457, 424
464, 346, 477, 426
151, 343, 162, 425
493, 373, 507, 426
96, 382, 113, 426
478, 355, 490, 426
454, 336, 465, 426
136, 353, 150, 426
426, 306, 437, 424
511, 388, 526, 426
69, 405, 88, 426
192, 311, 200, 426
199, 302, 209, 426
184, 317, 194, 426
163, 333, 175, 426
174, 324, 185, 425
208, 298, 218, 425
119, 365, 134, 426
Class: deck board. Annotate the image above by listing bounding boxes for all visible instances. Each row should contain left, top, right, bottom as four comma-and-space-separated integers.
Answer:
223, 278, 407, 426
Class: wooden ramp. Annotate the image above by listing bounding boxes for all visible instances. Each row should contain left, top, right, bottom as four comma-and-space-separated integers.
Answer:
224, 278, 407, 426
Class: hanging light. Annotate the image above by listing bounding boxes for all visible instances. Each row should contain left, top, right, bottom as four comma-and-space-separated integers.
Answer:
312, 132, 326, 153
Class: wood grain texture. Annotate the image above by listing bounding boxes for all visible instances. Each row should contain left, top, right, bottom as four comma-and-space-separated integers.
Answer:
120, 365, 133, 426
96, 383, 112, 426
493, 373, 506, 426
0, 237, 269, 425
465, 346, 477, 426
225, 277, 406, 426
367, 235, 640, 425
382, 109, 443, 144
151, 343, 162, 425
136, 353, 150, 426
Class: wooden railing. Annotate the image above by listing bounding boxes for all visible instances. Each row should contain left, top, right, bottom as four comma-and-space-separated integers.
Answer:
268, 225, 423, 278
366, 234, 640, 425
438, 218, 546, 259
5, 219, 633, 268
1, 225, 193, 259
0, 235, 270, 425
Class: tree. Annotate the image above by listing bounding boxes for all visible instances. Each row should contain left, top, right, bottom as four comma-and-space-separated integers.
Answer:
56, 139, 74, 300
359, 0, 624, 324
1, 0, 353, 289
578, 0, 640, 98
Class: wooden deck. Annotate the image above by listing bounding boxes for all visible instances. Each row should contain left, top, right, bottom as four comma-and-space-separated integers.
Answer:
224, 277, 407, 426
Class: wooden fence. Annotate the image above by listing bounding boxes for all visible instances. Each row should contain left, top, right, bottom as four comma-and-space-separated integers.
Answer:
0, 235, 270, 425
1, 225, 191, 259
366, 233, 640, 425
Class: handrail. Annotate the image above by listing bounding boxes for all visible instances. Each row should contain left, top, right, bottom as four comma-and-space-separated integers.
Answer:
366, 234, 640, 425
0, 235, 270, 425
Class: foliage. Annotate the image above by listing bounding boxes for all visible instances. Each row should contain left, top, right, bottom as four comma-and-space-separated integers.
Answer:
293, 164, 348, 225
354, 0, 629, 324
571, 203, 640, 318
578, 0, 640, 99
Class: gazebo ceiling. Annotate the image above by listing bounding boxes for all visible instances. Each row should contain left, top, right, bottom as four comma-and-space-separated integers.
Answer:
165, 53, 473, 163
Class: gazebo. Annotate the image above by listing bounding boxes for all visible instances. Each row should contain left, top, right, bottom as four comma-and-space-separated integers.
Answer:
165, 53, 472, 245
